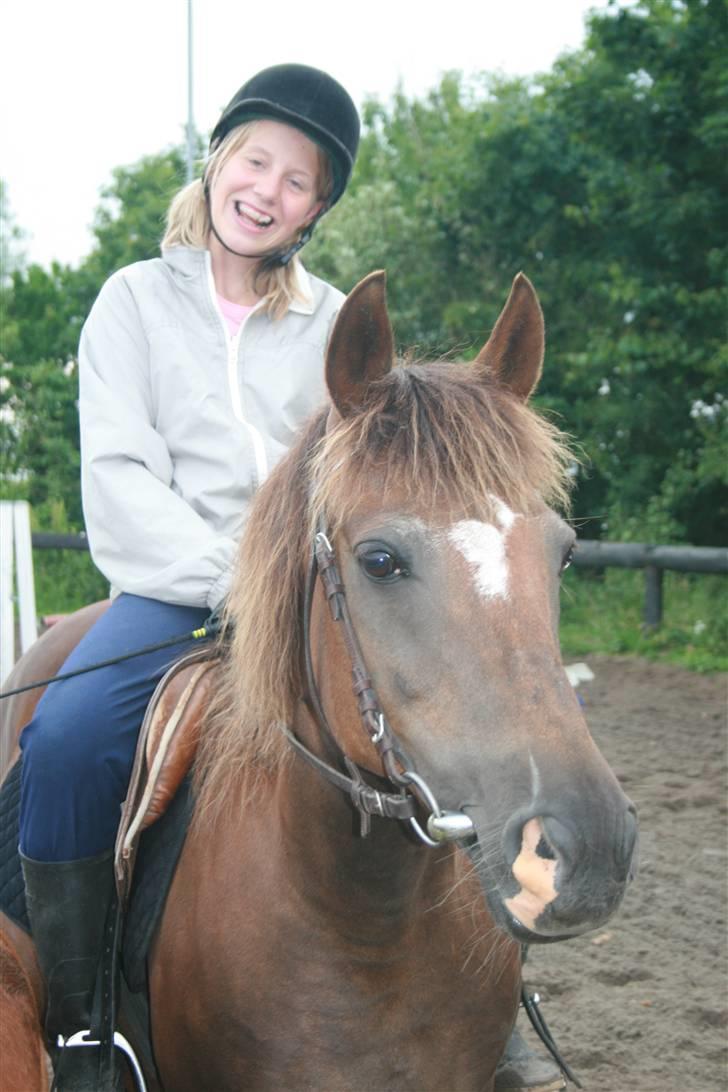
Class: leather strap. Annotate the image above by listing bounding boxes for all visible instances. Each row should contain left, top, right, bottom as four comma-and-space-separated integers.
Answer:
307, 528, 415, 778
522, 986, 582, 1088
294, 524, 426, 836
281, 725, 416, 824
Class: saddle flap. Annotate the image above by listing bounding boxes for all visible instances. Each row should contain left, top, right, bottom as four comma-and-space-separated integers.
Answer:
115, 650, 219, 904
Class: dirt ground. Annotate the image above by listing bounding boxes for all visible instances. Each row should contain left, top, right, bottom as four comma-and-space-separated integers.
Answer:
515, 656, 727, 1092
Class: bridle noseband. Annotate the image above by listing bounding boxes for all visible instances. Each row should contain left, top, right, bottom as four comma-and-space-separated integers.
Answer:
282, 523, 476, 847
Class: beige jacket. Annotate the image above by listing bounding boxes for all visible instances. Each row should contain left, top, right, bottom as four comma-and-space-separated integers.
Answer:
79, 246, 342, 608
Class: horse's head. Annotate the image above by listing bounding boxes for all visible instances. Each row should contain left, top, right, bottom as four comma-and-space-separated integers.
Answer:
310, 271, 637, 944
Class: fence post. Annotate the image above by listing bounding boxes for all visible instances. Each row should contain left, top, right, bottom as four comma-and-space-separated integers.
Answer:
0, 500, 38, 683
0, 504, 14, 682
643, 564, 663, 629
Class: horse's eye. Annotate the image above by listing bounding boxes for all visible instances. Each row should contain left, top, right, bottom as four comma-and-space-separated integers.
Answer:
561, 544, 575, 573
358, 547, 407, 582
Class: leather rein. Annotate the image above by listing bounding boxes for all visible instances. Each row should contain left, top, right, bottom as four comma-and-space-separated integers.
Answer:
282, 523, 475, 846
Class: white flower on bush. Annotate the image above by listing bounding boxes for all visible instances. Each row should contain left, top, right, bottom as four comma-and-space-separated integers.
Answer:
598, 378, 611, 396
690, 397, 725, 420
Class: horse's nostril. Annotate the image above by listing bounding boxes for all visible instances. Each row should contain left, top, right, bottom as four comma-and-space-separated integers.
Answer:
535, 834, 556, 861
540, 815, 579, 871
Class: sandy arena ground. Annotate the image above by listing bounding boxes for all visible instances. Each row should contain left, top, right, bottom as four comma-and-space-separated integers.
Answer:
515, 656, 727, 1092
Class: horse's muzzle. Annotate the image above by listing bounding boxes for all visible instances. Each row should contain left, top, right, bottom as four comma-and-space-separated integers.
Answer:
498, 801, 638, 940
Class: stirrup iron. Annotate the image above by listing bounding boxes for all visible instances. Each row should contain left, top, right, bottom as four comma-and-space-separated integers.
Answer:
58, 1030, 147, 1092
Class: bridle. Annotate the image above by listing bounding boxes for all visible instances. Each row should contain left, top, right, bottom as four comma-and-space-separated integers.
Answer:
282, 521, 476, 846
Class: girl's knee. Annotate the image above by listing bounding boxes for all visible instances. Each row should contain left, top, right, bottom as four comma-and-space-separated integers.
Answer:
20, 703, 105, 787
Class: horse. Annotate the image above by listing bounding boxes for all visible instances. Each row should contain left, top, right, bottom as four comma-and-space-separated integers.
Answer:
0, 271, 637, 1091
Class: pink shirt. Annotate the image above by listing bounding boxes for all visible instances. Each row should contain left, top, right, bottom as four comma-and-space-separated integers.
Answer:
217, 294, 255, 336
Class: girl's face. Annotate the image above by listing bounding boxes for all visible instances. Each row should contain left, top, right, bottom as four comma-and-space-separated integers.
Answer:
208, 119, 324, 258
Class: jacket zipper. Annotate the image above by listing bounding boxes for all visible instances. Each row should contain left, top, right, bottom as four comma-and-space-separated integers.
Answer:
205, 256, 269, 487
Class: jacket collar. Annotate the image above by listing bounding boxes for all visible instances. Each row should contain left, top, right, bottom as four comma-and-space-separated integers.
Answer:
161, 245, 315, 315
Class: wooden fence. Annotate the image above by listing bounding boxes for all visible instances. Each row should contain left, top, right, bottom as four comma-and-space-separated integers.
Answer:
570, 541, 727, 626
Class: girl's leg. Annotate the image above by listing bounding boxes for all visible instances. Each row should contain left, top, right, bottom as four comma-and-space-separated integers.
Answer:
19, 593, 209, 1089
19, 592, 208, 860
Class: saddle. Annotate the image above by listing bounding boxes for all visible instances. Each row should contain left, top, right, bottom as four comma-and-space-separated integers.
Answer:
0, 649, 221, 1090
0, 647, 219, 994
114, 647, 219, 907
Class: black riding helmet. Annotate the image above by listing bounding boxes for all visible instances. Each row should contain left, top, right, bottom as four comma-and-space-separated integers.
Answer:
209, 63, 360, 208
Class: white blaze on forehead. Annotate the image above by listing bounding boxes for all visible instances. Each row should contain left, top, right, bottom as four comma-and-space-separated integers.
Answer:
449, 521, 509, 599
448, 501, 518, 601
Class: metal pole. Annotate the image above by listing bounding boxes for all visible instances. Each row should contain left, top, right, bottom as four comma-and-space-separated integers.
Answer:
186, 0, 194, 183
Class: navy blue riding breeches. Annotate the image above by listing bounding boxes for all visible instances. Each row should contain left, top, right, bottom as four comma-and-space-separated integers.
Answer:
19, 594, 209, 862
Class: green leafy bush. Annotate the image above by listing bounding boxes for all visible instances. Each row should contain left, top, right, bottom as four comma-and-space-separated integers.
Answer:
30, 500, 107, 616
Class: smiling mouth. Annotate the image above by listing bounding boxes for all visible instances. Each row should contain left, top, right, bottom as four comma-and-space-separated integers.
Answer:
234, 201, 273, 228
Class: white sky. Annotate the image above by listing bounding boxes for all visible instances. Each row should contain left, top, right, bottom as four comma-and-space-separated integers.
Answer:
1, 0, 601, 269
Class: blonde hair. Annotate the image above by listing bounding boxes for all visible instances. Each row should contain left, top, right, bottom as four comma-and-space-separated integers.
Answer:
162, 121, 334, 319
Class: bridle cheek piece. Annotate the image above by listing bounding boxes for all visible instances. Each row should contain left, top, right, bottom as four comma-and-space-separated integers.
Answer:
282, 523, 476, 847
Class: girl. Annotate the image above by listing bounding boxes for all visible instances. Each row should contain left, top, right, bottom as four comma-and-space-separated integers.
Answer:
18, 63, 360, 1090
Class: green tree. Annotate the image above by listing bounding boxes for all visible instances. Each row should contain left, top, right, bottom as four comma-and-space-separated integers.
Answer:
1, 261, 86, 520
1, 146, 191, 525
82, 145, 192, 285
0, 179, 26, 286
537, 0, 728, 543
309, 0, 727, 545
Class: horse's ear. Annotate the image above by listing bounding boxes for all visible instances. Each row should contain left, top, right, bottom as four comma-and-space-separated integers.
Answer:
474, 273, 544, 402
325, 271, 394, 417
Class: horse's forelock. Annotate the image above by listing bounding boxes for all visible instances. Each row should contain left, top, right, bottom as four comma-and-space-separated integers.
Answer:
311, 360, 574, 532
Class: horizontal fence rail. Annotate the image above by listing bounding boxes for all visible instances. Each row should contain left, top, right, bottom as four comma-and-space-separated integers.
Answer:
572, 541, 728, 575
571, 540, 728, 626
28, 534, 728, 629
31, 532, 91, 551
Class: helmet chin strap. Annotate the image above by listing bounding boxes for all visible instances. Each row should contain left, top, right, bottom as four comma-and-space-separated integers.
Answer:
277, 220, 318, 265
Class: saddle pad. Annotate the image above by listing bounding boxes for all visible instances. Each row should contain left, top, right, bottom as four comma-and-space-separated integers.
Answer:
0, 761, 29, 932
122, 776, 193, 993
0, 754, 193, 995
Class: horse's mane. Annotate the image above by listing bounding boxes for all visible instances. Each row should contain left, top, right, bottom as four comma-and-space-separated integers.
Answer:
193, 358, 573, 822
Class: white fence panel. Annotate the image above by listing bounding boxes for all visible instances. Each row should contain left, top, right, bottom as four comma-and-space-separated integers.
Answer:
0, 500, 38, 683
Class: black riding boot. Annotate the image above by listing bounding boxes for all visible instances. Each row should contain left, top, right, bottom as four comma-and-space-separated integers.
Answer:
494, 1025, 566, 1091
21, 849, 120, 1091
